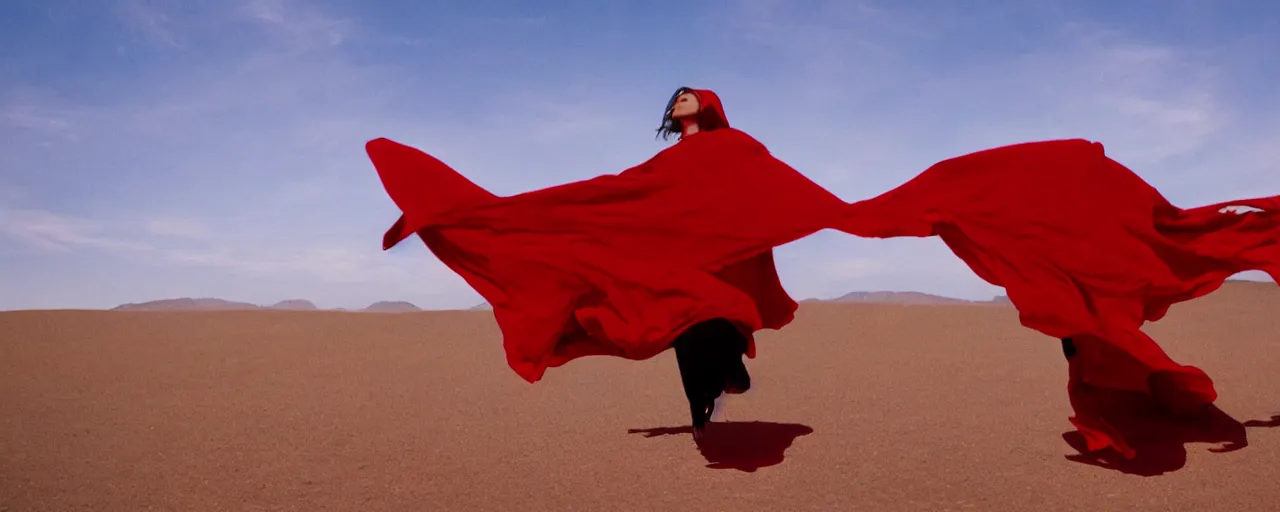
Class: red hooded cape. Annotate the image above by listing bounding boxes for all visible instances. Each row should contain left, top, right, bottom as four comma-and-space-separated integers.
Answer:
371, 89, 845, 383
368, 89, 1280, 459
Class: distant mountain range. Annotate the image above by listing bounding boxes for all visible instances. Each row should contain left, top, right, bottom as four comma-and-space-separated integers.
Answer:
110, 298, 425, 313
111, 291, 1013, 312
88, 281, 1271, 312
82, 278, 1280, 312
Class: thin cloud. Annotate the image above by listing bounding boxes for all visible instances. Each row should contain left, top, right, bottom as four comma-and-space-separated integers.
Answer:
0, 207, 152, 254
116, 0, 182, 48
3, 105, 74, 136
1, 91, 80, 145
0, 204, 467, 293
144, 217, 212, 239
239, 0, 353, 49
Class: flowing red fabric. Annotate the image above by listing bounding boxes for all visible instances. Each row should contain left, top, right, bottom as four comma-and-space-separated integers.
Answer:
839, 139, 1280, 457
368, 89, 1280, 459
370, 89, 848, 383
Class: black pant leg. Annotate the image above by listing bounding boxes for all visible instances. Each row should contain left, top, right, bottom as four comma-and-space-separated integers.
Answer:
707, 319, 751, 393
672, 328, 714, 430
672, 318, 754, 431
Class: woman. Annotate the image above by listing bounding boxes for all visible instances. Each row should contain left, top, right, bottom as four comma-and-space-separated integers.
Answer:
657, 87, 755, 440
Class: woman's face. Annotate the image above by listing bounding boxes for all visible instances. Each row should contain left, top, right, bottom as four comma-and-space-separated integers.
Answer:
670, 91, 700, 119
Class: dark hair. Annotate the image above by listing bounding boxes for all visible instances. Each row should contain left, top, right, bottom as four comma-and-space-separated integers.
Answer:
655, 86, 695, 141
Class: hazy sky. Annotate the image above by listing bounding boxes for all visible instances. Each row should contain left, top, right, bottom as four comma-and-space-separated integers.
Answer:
2, 0, 1277, 310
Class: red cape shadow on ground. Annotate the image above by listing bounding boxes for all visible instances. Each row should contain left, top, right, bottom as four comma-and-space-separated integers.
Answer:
1060, 385, 1279, 476
628, 421, 814, 472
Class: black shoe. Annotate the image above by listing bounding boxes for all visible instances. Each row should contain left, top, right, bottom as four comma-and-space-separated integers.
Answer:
1061, 337, 1078, 359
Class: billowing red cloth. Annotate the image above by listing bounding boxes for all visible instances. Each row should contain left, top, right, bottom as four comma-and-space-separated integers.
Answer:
839, 139, 1280, 457
369, 90, 1279, 458
369, 90, 848, 383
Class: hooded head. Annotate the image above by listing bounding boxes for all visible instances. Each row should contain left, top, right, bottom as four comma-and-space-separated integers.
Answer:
656, 87, 730, 141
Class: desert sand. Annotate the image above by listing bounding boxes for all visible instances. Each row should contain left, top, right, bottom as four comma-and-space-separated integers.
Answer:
2, 281, 1278, 511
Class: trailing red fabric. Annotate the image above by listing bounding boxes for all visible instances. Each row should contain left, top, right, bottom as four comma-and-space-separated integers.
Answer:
839, 139, 1280, 457
368, 123, 848, 383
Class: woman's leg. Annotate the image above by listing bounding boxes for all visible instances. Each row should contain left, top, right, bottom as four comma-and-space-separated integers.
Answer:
672, 327, 716, 438
671, 319, 752, 439
701, 319, 751, 394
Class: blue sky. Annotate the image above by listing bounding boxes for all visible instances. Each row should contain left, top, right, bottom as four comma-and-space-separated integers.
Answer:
2, 0, 1277, 310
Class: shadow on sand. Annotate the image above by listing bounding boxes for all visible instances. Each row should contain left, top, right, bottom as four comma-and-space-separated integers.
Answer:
1061, 388, 1279, 476
628, 421, 814, 472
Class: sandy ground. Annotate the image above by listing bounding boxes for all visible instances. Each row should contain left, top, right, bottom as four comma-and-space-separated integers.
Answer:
2, 281, 1278, 511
